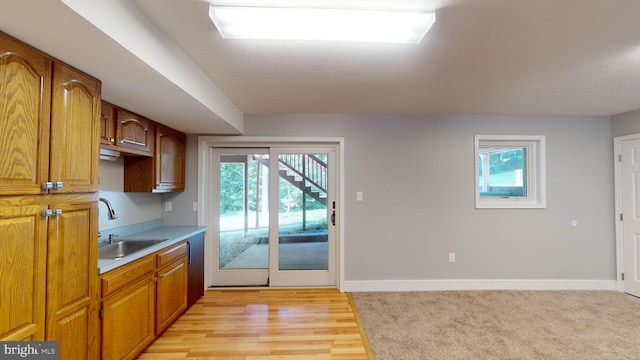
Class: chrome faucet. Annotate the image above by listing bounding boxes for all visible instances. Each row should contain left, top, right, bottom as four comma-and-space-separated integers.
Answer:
99, 197, 118, 220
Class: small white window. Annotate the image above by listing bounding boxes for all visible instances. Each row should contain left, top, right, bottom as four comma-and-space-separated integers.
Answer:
474, 135, 546, 209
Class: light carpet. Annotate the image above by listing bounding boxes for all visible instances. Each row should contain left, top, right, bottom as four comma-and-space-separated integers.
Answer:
350, 290, 640, 360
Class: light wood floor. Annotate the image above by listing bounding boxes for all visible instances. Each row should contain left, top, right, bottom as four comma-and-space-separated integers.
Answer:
138, 289, 373, 359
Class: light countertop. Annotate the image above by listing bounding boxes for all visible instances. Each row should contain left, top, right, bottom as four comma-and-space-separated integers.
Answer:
98, 226, 208, 274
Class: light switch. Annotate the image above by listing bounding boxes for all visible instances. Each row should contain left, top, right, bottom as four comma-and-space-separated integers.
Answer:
356, 191, 363, 201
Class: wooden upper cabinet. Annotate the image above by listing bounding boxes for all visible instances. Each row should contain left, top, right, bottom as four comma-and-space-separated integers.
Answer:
0, 31, 101, 196
100, 101, 186, 193
155, 124, 186, 192
116, 109, 154, 156
49, 62, 101, 194
100, 101, 116, 146
124, 124, 186, 193
0, 34, 52, 196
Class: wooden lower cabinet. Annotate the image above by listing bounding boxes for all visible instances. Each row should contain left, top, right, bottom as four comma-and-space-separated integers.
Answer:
0, 199, 47, 341
0, 194, 99, 359
100, 241, 188, 359
46, 200, 99, 359
155, 242, 188, 335
101, 276, 155, 360
156, 258, 187, 334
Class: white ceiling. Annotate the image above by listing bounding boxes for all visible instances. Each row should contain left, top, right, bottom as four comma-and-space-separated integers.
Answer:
2, 0, 640, 134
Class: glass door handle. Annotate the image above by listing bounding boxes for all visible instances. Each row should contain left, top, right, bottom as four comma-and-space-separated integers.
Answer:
331, 201, 336, 226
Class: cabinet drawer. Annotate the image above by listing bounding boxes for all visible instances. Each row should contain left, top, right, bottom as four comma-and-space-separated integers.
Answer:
101, 256, 154, 297
156, 241, 187, 269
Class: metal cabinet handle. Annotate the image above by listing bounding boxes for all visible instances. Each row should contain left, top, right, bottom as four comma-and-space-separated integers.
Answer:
42, 209, 63, 217
41, 182, 64, 190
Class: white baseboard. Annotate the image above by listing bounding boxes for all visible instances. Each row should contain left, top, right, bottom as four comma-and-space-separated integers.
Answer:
343, 279, 618, 292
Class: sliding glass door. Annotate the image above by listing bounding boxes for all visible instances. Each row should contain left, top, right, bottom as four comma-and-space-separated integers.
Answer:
210, 146, 337, 287
212, 149, 270, 286
269, 147, 336, 287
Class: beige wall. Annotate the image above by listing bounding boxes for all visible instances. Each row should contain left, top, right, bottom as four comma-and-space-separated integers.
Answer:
612, 108, 640, 137
237, 113, 615, 282
158, 113, 616, 284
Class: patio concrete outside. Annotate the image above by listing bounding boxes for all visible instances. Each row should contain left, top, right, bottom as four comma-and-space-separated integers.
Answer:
222, 242, 328, 270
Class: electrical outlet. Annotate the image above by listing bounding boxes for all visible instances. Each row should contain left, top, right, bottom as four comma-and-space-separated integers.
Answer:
192, 202, 198, 212
449, 252, 456, 263
165, 201, 172, 212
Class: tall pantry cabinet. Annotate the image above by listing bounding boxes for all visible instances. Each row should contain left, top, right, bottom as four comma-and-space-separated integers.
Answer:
0, 31, 101, 359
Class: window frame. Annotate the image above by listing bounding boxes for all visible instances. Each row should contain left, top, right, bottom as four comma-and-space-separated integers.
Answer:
474, 135, 546, 209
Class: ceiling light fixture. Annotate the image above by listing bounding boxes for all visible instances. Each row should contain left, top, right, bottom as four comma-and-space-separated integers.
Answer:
209, 5, 436, 44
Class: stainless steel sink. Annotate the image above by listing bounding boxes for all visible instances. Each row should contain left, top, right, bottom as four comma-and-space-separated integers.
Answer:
99, 239, 168, 259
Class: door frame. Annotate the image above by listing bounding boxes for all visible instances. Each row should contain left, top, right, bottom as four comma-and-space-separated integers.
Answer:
197, 136, 345, 291
613, 134, 640, 293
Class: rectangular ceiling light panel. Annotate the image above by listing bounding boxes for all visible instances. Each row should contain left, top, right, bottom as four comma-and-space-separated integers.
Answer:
209, 6, 435, 44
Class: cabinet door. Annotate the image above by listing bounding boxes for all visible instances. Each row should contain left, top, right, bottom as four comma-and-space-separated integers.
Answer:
0, 200, 47, 341
156, 259, 187, 335
155, 124, 186, 192
116, 109, 154, 156
100, 101, 116, 146
101, 277, 155, 360
46, 200, 99, 360
0, 33, 52, 196
49, 62, 101, 193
